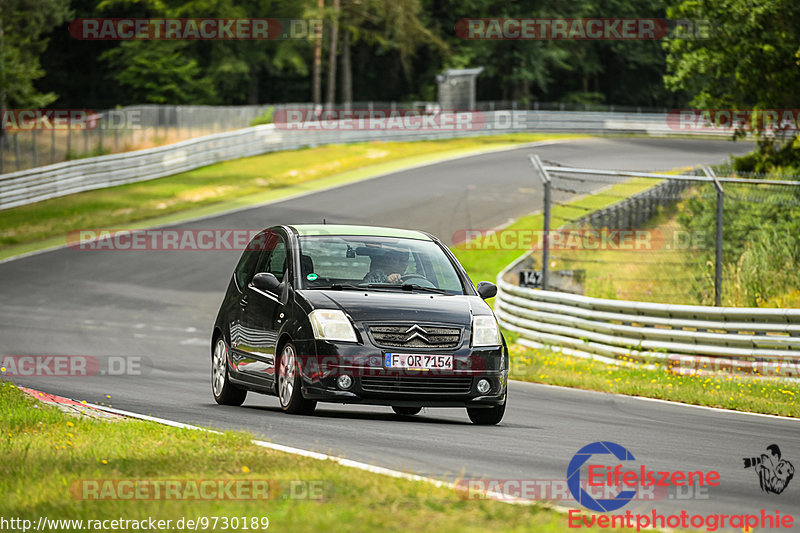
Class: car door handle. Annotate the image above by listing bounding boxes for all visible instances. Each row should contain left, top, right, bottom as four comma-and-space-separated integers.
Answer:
239, 295, 248, 310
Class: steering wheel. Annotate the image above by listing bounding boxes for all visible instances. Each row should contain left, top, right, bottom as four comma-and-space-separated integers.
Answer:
400, 273, 436, 287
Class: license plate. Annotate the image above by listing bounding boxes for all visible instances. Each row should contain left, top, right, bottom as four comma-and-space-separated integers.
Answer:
384, 353, 453, 370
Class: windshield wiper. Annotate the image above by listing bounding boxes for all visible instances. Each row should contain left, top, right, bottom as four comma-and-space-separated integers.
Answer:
313, 283, 365, 291
366, 283, 447, 294
313, 283, 396, 292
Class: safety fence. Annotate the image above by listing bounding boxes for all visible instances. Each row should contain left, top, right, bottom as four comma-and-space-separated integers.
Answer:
495, 277, 800, 377
494, 159, 800, 377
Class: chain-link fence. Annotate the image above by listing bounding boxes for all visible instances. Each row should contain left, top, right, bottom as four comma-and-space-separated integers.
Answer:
0, 104, 273, 174
525, 158, 800, 307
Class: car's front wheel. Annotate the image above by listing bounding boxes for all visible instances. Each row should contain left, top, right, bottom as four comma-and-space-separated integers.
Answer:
277, 342, 317, 415
466, 400, 506, 425
212, 337, 247, 406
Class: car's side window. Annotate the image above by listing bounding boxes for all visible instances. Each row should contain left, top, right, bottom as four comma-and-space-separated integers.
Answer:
254, 236, 287, 283
234, 248, 262, 292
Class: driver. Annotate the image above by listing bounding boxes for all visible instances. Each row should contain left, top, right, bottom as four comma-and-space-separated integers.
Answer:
364, 250, 408, 284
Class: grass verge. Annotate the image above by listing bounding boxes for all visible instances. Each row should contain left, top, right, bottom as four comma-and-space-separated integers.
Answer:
0, 133, 579, 260
450, 176, 656, 285
506, 341, 799, 418
0, 381, 595, 533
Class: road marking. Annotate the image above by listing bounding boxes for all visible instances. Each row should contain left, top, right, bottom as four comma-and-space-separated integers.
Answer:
19, 385, 679, 530
510, 380, 800, 422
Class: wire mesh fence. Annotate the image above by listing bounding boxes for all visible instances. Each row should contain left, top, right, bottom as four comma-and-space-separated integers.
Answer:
524, 160, 800, 307
0, 100, 676, 175
0, 104, 273, 174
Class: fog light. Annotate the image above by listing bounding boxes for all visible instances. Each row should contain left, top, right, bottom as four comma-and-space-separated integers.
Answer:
477, 379, 491, 394
337, 375, 353, 390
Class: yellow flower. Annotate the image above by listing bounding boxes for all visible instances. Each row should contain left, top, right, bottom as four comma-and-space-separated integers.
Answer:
67, 433, 73, 438
241, 466, 250, 474
66, 422, 74, 427
0, 367, 5, 372
67, 441, 73, 446
101, 460, 108, 465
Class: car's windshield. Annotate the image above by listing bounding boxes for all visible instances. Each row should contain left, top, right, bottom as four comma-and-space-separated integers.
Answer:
297, 235, 465, 294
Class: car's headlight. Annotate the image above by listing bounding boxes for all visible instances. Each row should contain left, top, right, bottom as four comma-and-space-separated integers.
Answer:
472, 315, 501, 347
309, 309, 358, 342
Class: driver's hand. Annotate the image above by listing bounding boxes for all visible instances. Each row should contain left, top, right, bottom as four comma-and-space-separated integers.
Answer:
387, 273, 403, 284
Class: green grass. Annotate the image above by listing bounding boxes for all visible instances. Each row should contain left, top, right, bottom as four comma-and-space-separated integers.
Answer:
0, 381, 600, 533
506, 341, 800, 418
544, 206, 702, 303
451, 177, 656, 285
0, 133, 578, 258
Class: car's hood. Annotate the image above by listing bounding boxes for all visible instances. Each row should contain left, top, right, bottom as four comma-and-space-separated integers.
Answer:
298, 289, 491, 324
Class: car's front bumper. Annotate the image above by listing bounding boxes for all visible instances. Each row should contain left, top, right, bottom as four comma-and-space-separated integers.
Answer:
296, 340, 508, 408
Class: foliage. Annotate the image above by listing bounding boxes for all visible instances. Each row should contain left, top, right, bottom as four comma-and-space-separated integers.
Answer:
664, 0, 800, 156
0, 0, 72, 108
664, 0, 800, 111
676, 172, 800, 306
249, 106, 275, 126
31, 0, 680, 108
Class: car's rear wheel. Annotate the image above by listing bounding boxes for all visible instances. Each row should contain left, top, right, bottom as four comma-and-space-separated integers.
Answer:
467, 401, 505, 425
212, 337, 247, 406
392, 406, 421, 416
277, 342, 317, 415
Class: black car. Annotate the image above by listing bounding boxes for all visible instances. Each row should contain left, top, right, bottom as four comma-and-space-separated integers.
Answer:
211, 224, 508, 425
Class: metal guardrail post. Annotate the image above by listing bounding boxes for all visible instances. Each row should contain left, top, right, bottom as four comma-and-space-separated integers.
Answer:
702, 165, 724, 307
530, 154, 551, 290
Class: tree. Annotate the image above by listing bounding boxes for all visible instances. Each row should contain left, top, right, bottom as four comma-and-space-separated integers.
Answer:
0, 0, 71, 111
336, 0, 446, 105
97, 0, 310, 105
664, 0, 800, 132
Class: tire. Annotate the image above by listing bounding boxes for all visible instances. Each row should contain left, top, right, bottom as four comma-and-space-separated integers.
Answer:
392, 406, 421, 416
277, 342, 317, 415
212, 337, 247, 406
467, 401, 506, 425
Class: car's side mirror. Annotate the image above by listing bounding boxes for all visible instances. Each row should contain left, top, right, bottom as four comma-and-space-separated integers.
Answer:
476, 281, 497, 299
252, 272, 281, 294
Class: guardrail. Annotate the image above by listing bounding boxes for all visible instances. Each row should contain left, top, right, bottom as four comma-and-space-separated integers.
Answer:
495, 277, 800, 377
0, 110, 727, 210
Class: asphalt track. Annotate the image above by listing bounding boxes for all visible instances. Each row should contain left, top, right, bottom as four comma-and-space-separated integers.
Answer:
3, 136, 799, 524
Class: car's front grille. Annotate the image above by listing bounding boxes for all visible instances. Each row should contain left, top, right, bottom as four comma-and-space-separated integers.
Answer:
368, 324, 461, 348
361, 376, 472, 395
